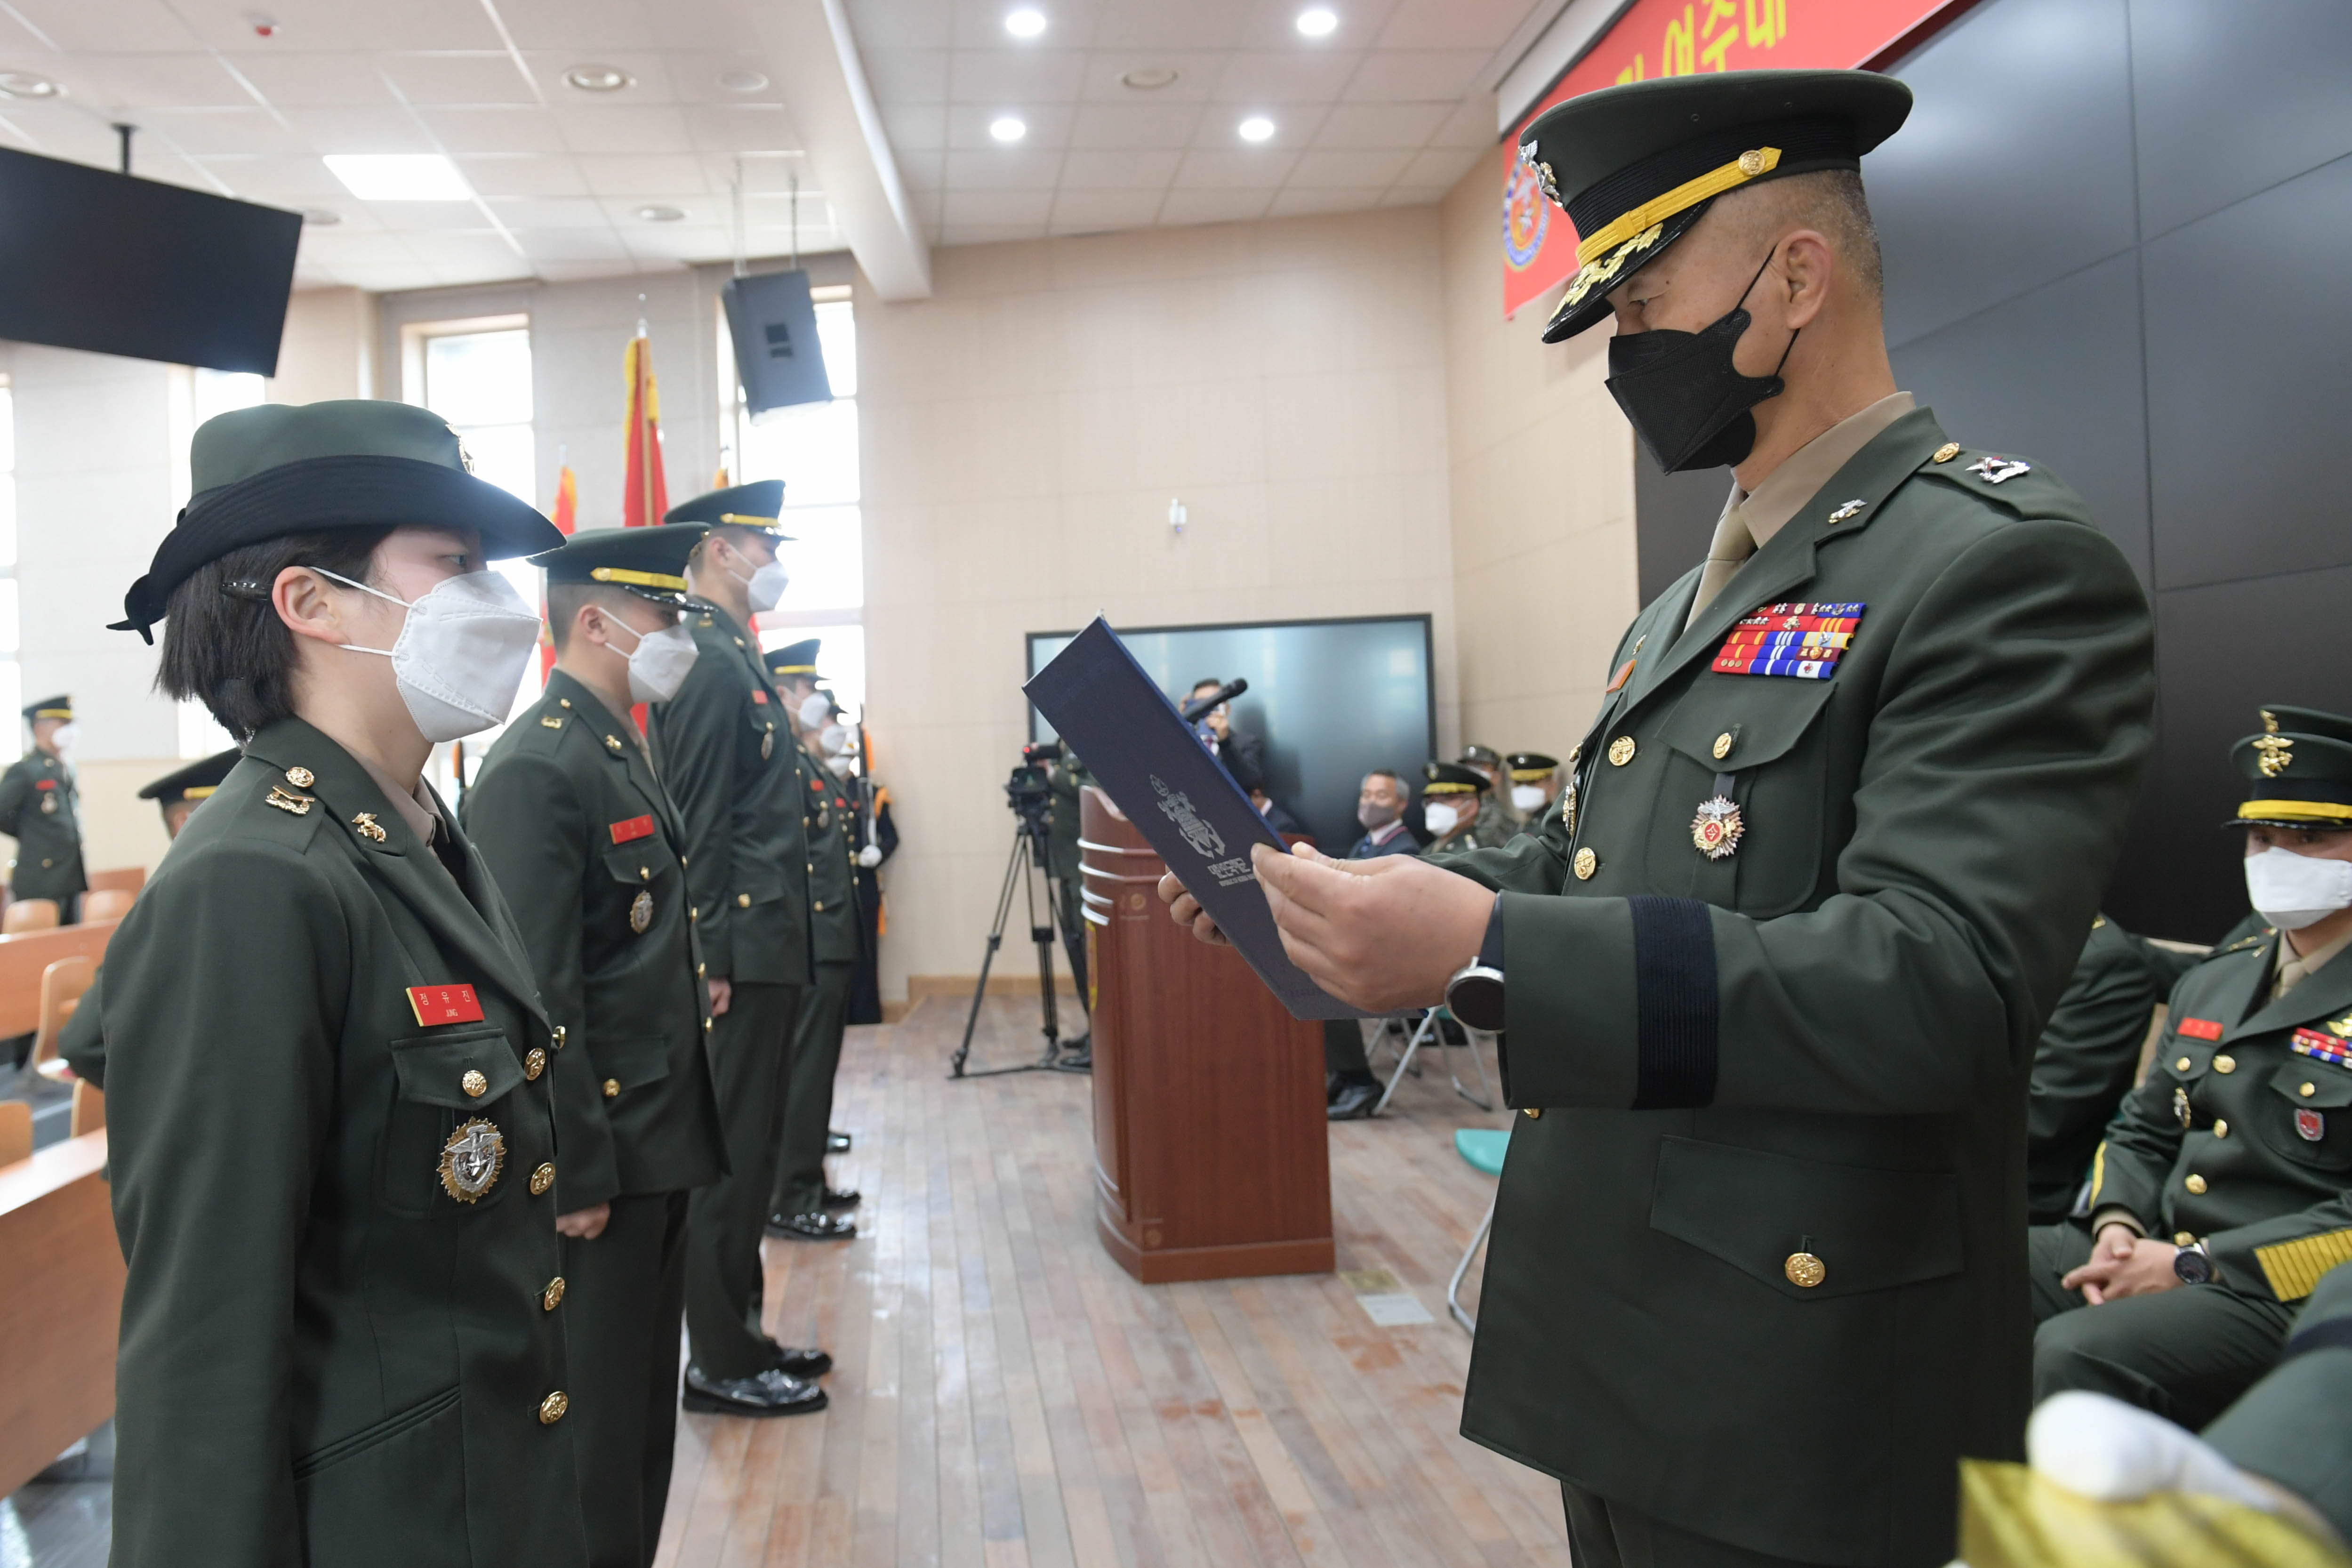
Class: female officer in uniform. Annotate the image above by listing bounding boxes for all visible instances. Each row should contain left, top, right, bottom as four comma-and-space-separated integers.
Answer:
98, 401, 583, 1568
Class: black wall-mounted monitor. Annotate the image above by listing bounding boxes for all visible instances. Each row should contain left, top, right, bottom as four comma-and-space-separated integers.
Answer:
0, 145, 301, 374
722, 267, 834, 416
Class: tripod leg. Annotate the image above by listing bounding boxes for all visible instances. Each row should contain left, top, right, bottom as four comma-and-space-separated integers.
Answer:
1026, 849, 1060, 1060
952, 831, 1028, 1077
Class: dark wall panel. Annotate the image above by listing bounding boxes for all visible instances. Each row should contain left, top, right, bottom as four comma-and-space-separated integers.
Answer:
1870, 0, 2137, 350
1889, 250, 2151, 584
1634, 451, 1728, 604
2143, 153, 2352, 589
2129, 0, 2352, 238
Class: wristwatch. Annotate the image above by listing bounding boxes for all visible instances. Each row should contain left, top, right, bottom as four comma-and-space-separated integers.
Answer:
1444, 894, 1507, 1033
2173, 1238, 2214, 1285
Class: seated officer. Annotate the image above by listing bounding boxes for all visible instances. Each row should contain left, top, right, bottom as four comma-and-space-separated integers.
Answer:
1504, 751, 1561, 829
464, 524, 763, 1558
1420, 761, 1512, 857
1323, 769, 1421, 1120
0, 694, 86, 921
2030, 707, 2352, 1429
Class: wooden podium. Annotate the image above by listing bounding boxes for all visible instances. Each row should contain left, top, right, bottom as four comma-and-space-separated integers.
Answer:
1078, 785, 1332, 1283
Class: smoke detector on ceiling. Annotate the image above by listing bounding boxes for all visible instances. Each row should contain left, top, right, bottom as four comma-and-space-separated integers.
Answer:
563, 64, 634, 93
247, 13, 281, 37
1119, 67, 1179, 90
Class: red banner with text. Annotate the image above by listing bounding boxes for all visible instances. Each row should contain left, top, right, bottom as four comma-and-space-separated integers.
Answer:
1501, 0, 1958, 319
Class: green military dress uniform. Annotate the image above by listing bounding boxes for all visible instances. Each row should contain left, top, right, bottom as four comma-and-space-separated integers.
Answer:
2030, 711, 2352, 1431
770, 719, 860, 1224
103, 725, 585, 1566
2203, 1258, 2352, 1543
0, 696, 86, 909
1457, 744, 1517, 834
2025, 914, 2200, 1222
647, 484, 814, 1385
466, 527, 729, 1566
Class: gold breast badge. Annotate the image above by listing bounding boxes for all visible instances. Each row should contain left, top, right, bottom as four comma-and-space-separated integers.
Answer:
629, 888, 653, 934
1691, 796, 1744, 860
438, 1118, 506, 1203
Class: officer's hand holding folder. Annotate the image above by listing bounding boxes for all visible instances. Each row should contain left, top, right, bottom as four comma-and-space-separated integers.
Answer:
1024, 617, 1364, 1021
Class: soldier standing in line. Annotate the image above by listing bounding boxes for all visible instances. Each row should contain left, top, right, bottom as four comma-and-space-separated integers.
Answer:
2030, 708, 2352, 1430
99, 400, 585, 1566
762, 639, 860, 1242
0, 694, 87, 921
1168, 71, 2155, 1565
1419, 761, 1513, 858
1501, 751, 1562, 832
465, 523, 772, 1560
649, 479, 829, 1417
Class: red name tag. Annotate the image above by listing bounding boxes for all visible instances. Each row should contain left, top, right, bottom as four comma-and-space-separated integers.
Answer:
407, 984, 486, 1026
32, 779, 55, 790
751, 690, 769, 704
2176, 1016, 2224, 1041
610, 815, 655, 844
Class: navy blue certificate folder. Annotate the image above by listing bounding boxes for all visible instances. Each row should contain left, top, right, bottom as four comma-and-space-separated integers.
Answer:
1025, 616, 1365, 1021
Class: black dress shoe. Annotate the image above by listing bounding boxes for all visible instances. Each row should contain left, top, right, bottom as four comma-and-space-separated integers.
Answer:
1328, 1078, 1381, 1120
821, 1186, 861, 1209
681, 1366, 828, 1417
1325, 1070, 1343, 1106
765, 1341, 833, 1378
828, 1130, 852, 1153
767, 1209, 857, 1241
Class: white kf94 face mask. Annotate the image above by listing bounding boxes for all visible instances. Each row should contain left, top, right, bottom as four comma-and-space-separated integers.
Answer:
1510, 784, 1546, 812
2244, 845, 2352, 932
730, 557, 789, 614
1421, 802, 1460, 837
602, 616, 701, 705
318, 568, 543, 742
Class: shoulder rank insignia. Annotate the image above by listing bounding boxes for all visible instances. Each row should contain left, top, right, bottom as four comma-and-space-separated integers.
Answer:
352, 812, 387, 843
1931, 442, 1961, 464
1825, 498, 1867, 524
2328, 1012, 2352, 1040
439, 1118, 506, 1202
604, 734, 625, 753
1967, 455, 2031, 484
1713, 603, 1864, 681
2292, 1028, 2352, 1072
265, 786, 313, 815
540, 715, 564, 730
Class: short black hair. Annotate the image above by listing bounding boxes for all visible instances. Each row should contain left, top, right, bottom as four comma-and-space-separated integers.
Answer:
546, 582, 666, 653
1189, 677, 1223, 694
156, 528, 393, 742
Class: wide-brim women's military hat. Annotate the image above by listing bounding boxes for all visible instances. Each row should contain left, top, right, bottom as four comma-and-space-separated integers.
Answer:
666, 480, 794, 540
2228, 708, 2352, 830
1507, 752, 1560, 782
114, 400, 564, 641
1517, 69, 1913, 343
766, 637, 821, 679
1424, 760, 1489, 796
532, 523, 711, 609
138, 747, 241, 803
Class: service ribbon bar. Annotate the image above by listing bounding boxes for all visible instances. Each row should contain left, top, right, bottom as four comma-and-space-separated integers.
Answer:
2292, 1028, 2352, 1072
1714, 602, 1867, 680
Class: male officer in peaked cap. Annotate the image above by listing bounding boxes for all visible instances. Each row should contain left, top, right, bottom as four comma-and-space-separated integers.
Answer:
1419, 761, 1511, 857
97, 399, 586, 1566
1504, 751, 1562, 828
1164, 70, 2155, 1565
2029, 709, 2352, 1429
0, 694, 87, 919
647, 481, 831, 1415
762, 640, 861, 1240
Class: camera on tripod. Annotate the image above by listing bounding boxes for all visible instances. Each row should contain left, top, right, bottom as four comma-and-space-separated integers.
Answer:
954, 737, 1089, 1080
1004, 740, 1060, 831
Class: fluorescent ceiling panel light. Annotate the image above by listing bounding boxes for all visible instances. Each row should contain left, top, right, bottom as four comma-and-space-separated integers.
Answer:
1004, 8, 1047, 37
1296, 8, 1338, 36
323, 154, 471, 201
1237, 116, 1275, 142
990, 116, 1027, 142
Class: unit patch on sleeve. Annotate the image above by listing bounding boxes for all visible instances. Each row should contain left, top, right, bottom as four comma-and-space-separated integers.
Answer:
609, 814, 656, 844
1712, 603, 1865, 680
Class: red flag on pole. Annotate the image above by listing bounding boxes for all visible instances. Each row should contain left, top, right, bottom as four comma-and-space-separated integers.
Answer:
537, 461, 578, 680
622, 335, 669, 528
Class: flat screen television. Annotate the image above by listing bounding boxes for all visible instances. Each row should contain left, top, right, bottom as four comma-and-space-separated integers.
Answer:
0, 145, 302, 374
1027, 613, 1436, 852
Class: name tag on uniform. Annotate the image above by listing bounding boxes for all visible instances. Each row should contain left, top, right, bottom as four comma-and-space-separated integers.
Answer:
32, 779, 55, 790
2176, 1016, 2225, 1041
1713, 603, 1865, 680
2292, 1028, 2352, 1071
751, 690, 769, 704
407, 983, 486, 1026
610, 814, 656, 844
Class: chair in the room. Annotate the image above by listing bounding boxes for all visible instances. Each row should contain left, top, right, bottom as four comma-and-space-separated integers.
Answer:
1374, 1008, 1495, 1115
80, 889, 134, 922
2, 899, 58, 934
69, 1079, 103, 1137
0, 1099, 29, 1166
1449, 1127, 1510, 1332
27, 956, 93, 1084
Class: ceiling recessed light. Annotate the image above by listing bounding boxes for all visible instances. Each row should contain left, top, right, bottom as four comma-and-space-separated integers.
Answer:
322, 154, 471, 201
989, 115, 1027, 143
0, 72, 61, 99
1120, 67, 1179, 91
635, 204, 684, 223
562, 64, 634, 93
1295, 7, 1338, 36
247, 11, 281, 37
1238, 116, 1276, 143
719, 69, 770, 93
301, 208, 341, 225
1004, 8, 1046, 37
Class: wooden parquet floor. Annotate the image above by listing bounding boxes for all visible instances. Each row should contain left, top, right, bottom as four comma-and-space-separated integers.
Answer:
653, 996, 1570, 1568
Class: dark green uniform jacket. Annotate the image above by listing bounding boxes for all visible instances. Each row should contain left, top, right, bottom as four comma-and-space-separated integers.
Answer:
2089, 933, 2352, 1305
2203, 1256, 2352, 1541
463, 671, 726, 1207
797, 741, 860, 965
1444, 410, 2155, 1566
101, 719, 584, 1568
2025, 916, 2199, 1222
0, 747, 85, 902
1421, 810, 1515, 859
647, 608, 810, 987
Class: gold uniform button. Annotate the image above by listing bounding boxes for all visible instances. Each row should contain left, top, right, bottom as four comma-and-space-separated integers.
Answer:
737, 893, 751, 907
2302, 1082, 2318, 1097
640, 866, 650, 880
285, 765, 315, 788
1711, 732, 1734, 761
602, 1078, 620, 1099
2175, 1056, 2192, 1072
523, 1048, 546, 1081
1784, 1252, 1826, 1289
705, 1017, 714, 1032
2213, 1054, 2236, 1075
1522, 1107, 1541, 1120
1607, 736, 1636, 767
551, 1024, 568, 1049
530, 1163, 556, 1196
813, 900, 824, 912
461, 1069, 489, 1098
539, 1391, 569, 1425
1932, 442, 1961, 464
1573, 847, 1599, 880
542, 1276, 566, 1311
696, 962, 706, 978
2184, 1174, 2207, 1195
2213, 1119, 2229, 1139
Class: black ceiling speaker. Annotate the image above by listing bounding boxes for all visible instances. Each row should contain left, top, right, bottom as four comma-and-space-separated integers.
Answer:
721, 267, 833, 417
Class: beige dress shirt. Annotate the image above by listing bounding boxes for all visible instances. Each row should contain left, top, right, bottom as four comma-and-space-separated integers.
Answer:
1683, 391, 1919, 630
2273, 923, 2352, 1003
355, 752, 445, 849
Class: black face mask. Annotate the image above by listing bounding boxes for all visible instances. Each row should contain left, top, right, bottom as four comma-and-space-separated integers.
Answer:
1605, 249, 1798, 474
